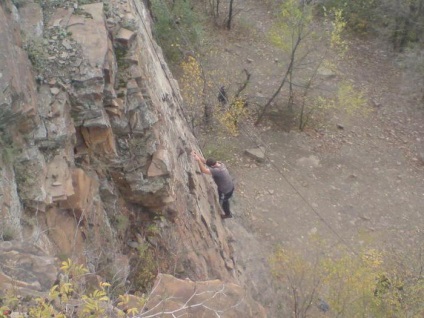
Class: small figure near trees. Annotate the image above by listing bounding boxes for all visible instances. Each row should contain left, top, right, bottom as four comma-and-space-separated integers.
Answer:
218, 85, 228, 107
317, 298, 330, 313
192, 151, 234, 219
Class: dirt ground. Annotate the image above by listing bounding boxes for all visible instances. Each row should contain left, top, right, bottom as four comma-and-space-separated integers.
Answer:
195, 1, 424, 316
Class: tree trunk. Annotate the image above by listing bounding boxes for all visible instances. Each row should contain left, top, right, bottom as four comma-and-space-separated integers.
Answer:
227, 0, 234, 30
255, 33, 302, 126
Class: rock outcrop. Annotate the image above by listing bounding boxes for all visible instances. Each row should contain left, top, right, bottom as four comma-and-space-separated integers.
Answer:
0, 0, 264, 315
120, 274, 267, 317
0, 241, 57, 296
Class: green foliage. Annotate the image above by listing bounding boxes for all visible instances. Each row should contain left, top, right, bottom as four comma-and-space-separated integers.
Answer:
60, 258, 89, 277
129, 243, 157, 293
217, 98, 248, 136
264, 0, 350, 130
1, 145, 19, 165
270, 242, 424, 317
202, 142, 236, 164
0, 259, 143, 317
0, 226, 15, 241
321, 0, 424, 51
11, 0, 28, 8
23, 38, 48, 72
325, 7, 348, 56
320, 0, 380, 34
81, 283, 110, 317
121, 17, 137, 31
269, 0, 314, 52
298, 79, 369, 130
111, 214, 130, 233
179, 55, 206, 128
336, 81, 369, 116
150, 0, 204, 64
78, 0, 97, 5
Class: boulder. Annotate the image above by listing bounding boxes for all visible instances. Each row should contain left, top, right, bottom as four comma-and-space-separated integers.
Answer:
116, 27, 137, 48
36, 86, 76, 149
147, 148, 170, 177
317, 66, 337, 79
60, 168, 99, 218
45, 206, 85, 262
244, 147, 266, 162
18, 2, 44, 39
123, 274, 267, 317
14, 147, 48, 208
67, 3, 110, 125
0, 241, 57, 296
67, 3, 107, 69
0, 3, 39, 135
45, 154, 74, 203
80, 125, 117, 155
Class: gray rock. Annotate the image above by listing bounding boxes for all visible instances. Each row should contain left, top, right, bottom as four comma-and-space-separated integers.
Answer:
116, 27, 137, 48
50, 87, 60, 95
62, 38, 73, 50
141, 274, 267, 317
14, 147, 48, 207
244, 147, 266, 162
0, 241, 57, 296
18, 3, 44, 39
317, 66, 337, 78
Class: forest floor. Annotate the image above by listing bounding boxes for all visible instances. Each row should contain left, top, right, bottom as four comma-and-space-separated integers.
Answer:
192, 1, 424, 316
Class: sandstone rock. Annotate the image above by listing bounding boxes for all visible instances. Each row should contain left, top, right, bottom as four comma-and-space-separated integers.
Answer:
14, 147, 48, 209
45, 206, 85, 262
80, 126, 117, 155
18, 3, 44, 39
67, 3, 110, 125
116, 27, 137, 48
68, 3, 107, 68
48, 7, 73, 28
0, 241, 57, 296
0, 0, 241, 305
62, 38, 73, 50
0, 164, 23, 240
36, 86, 75, 149
45, 154, 74, 203
148, 148, 170, 177
126, 79, 140, 95
60, 168, 99, 218
244, 147, 266, 162
0, 4, 39, 134
129, 274, 267, 318
103, 40, 118, 97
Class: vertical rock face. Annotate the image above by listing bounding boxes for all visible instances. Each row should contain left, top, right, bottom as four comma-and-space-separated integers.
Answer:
0, 0, 241, 301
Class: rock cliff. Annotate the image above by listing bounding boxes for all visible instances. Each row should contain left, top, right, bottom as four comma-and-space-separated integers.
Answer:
0, 0, 265, 315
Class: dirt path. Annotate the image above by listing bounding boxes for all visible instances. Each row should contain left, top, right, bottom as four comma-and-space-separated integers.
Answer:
197, 1, 424, 316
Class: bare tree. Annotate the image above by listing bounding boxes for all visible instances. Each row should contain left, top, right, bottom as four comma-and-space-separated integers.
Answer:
226, 0, 234, 30
255, 0, 315, 126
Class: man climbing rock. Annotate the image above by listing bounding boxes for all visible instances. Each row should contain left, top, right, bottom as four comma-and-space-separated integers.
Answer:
192, 151, 234, 219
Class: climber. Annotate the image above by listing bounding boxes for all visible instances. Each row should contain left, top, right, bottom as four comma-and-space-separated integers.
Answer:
192, 151, 234, 219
